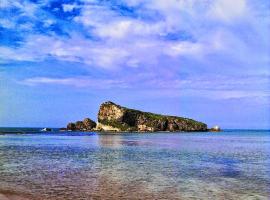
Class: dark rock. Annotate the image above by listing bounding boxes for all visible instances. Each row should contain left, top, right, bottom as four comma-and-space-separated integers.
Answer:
75, 121, 85, 130
67, 122, 76, 131
66, 118, 96, 131
97, 101, 207, 132
83, 118, 96, 130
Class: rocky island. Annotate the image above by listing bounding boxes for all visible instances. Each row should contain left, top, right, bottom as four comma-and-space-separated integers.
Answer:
67, 101, 207, 132
67, 118, 96, 131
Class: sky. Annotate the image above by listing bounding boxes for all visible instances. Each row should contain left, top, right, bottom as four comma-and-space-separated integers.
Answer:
0, 0, 269, 129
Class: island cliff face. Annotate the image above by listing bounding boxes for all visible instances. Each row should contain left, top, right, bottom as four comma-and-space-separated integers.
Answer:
97, 101, 207, 132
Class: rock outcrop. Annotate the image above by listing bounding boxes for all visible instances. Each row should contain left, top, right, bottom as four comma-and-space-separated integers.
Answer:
67, 122, 76, 131
67, 118, 96, 131
97, 101, 207, 132
209, 125, 221, 132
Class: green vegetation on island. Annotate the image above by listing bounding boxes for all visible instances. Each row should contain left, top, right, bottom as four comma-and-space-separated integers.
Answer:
66, 101, 208, 132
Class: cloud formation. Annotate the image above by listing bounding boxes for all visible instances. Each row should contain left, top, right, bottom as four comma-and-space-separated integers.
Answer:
0, 0, 269, 127
1, 0, 269, 69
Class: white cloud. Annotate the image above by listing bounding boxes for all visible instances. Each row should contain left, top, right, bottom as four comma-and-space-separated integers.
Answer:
0, 0, 13, 8
0, 18, 15, 28
62, 4, 78, 12
1, 0, 268, 75
43, 19, 55, 27
166, 41, 203, 57
20, 77, 128, 89
208, 0, 247, 22
19, 73, 270, 102
95, 20, 133, 39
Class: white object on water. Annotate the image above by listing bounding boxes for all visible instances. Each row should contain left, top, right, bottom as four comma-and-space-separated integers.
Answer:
41, 128, 52, 132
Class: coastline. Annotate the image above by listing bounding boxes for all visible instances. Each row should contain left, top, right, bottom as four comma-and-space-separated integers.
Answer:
0, 130, 216, 135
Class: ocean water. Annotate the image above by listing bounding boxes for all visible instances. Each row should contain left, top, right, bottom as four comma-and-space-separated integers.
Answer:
0, 130, 269, 200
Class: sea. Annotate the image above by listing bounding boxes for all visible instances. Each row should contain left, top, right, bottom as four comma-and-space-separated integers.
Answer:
0, 128, 269, 200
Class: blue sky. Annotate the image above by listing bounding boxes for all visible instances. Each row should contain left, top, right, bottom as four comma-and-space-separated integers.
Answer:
0, 0, 269, 128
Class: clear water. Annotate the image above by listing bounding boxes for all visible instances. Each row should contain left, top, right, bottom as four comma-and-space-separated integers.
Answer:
0, 130, 269, 199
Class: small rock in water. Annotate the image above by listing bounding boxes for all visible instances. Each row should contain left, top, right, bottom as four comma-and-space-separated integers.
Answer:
66, 118, 96, 131
210, 125, 221, 132
67, 123, 76, 131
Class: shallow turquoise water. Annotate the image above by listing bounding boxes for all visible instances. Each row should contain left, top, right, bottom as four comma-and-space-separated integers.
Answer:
0, 130, 269, 199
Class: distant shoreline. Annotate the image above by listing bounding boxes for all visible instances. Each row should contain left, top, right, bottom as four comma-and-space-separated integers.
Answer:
0, 130, 216, 135
1, 128, 270, 136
